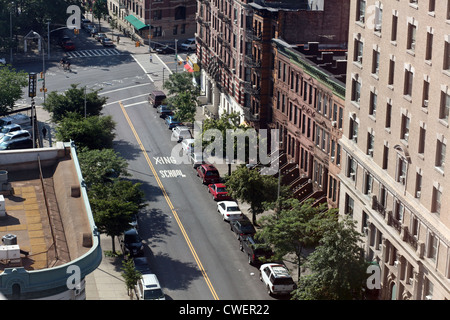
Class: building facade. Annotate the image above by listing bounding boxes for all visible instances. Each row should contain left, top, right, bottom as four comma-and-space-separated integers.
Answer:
339, 0, 450, 299
107, 0, 197, 45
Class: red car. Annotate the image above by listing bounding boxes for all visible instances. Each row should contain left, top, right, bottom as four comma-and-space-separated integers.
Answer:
208, 183, 231, 201
196, 164, 220, 184
63, 41, 75, 51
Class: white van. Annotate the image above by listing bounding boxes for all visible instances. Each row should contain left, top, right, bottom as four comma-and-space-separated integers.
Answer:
181, 138, 195, 153
136, 274, 165, 300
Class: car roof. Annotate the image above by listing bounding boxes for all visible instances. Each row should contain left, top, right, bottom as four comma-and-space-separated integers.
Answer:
219, 200, 238, 206
141, 274, 161, 288
5, 129, 29, 136
151, 90, 166, 96
2, 124, 20, 129
174, 125, 189, 130
261, 263, 291, 276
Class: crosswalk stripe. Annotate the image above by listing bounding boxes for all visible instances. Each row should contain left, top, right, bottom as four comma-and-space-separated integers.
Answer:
66, 49, 123, 58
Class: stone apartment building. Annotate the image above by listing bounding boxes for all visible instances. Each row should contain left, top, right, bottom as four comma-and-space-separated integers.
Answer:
107, 0, 197, 45
339, 0, 450, 299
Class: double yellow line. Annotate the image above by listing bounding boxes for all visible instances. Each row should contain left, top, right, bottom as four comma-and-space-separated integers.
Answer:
120, 102, 219, 300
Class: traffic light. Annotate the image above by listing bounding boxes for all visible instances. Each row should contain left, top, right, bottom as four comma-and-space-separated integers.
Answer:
74, 28, 79, 35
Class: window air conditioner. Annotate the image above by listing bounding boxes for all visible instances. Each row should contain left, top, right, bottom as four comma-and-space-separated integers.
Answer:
416, 191, 421, 198
423, 100, 428, 107
357, 56, 363, 63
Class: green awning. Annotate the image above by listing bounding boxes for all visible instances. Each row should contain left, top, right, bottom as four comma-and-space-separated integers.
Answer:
124, 15, 149, 30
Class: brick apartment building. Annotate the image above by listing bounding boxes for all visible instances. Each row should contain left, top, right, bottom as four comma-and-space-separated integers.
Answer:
107, 0, 197, 45
339, 0, 450, 299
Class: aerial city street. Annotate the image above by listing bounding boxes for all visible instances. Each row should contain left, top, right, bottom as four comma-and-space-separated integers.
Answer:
0, 0, 449, 306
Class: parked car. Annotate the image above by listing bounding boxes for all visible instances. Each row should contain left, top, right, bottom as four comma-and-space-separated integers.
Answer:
196, 164, 220, 184
217, 201, 243, 222
133, 256, 152, 275
171, 125, 191, 142
208, 183, 231, 201
148, 90, 167, 108
165, 115, 182, 129
0, 137, 32, 151
182, 138, 195, 153
95, 33, 107, 42
190, 151, 205, 168
181, 38, 196, 51
85, 24, 95, 33
0, 129, 31, 144
81, 18, 91, 28
239, 235, 274, 266
119, 228, 144, 257
259, 263, 297, 296
156, 105, 173, 118
62, 40, 75, 51
0, 114, 30, 129
59, 35, 71, 46
0, 124, 22, 139
156, 45, 175, 54
101, 37, 114, 47
230, 218, 256, 239
136, 274, 165, 300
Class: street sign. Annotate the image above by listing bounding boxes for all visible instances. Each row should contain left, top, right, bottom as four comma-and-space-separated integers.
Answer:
28, 73, 37, 97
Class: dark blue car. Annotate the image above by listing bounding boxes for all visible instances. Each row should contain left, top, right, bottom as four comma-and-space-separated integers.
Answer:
164, 115, 182, 129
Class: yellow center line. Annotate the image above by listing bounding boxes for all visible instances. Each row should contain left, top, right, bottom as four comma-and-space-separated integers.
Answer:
119, 102, 219, 300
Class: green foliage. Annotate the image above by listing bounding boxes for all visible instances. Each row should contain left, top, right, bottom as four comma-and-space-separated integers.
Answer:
162, 72, 197, 95
92, 0, 108, 31
55, 112, 116, 150
43, 84, 107, 122
257, 198, 338, 280
292, 217, 370, 300
0, 65, 28, 115
77, 148, 130, 187
121, 257, 142, 296
224, 165, 281, 224
168, 91, 197, 123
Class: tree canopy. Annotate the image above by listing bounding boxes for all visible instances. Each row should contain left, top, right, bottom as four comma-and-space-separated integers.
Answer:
0, 65, 28, 115
43, 84, 107, 122
55, 112, 116, 150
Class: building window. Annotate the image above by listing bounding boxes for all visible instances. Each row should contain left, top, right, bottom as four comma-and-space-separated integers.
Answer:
415, 173, 422, 199
347, 157, 357, 181
397, 157, 407, 185
364, 172, 373, 195
369, 92, 377, 117
352, 78, 361, 104
401, 115, 410, 142
355, 39, 363, 63
391, 15, 398, 42
428, 233, 439, 261
357, 0, 366, 23
372, 50, 380, 75
383, 145, 389, 169
407, 24, 416, 52
404, 70, 414, 97
350, 118, 359, 143
444, 41, 450, 71
418, 127, 426, 154
435, 140, 446, 170
174, 6, 186, 20
345, 194, 355, 217
423, 80, 430, 108
388, 59, 395, 86
374, 5, 383, 32
429, 0, 436, 12
367, 132, 374, 157
385, 103, 392, 128
425, 32, 433, 61
439, 92, 450, 122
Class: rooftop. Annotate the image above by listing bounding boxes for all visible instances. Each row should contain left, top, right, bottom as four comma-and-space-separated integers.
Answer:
0, 142, 94, 272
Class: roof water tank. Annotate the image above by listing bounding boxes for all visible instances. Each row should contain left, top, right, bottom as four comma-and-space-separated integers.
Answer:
2, 234, 17, 245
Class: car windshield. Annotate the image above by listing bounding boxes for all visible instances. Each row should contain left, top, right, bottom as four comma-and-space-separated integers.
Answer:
1, 135, 13, 142
272, 277, 295, 285
143, 288, 164, 300
205, 170, 219, 176
216, 187, 227, 193
0, 127, 10, 133
227, 206, 240, 212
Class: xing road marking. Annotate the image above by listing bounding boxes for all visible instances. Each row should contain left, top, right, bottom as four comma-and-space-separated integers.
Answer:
119, 101, 219, 300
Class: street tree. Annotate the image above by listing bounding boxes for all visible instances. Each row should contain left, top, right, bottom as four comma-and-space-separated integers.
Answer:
91, 0, 108, 32
292, 217, 370, 300
257, 198, 338, 281
169, 90, 197, 123
224, 164, 286, 224
0, 65, 28, 115
162, 72, 197, 95
43, 84, 107, 122
89, 180, 146, 253
121, 257, 142, 298
55, 112, 116, 150
77, 148, 130, 187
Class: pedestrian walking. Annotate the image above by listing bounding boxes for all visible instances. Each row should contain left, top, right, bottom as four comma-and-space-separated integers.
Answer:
42, 126, 47, 139
117, 35, 120, 44
150, 55, 153, 63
